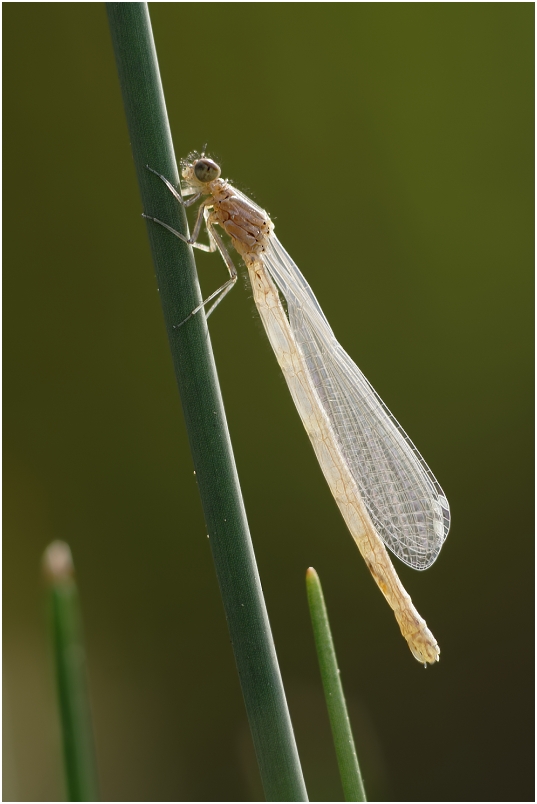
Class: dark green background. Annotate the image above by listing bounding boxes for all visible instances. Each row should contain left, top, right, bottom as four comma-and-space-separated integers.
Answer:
3, 4, 534, 801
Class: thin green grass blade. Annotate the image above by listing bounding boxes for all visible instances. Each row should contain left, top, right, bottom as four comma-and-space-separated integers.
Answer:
105, 5, 307, 800
43, 541, 99, 802
306, 567, 366, 802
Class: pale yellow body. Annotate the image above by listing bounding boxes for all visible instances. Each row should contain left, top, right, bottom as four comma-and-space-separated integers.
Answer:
248, 261, 439, 664
181, 163, 440, 664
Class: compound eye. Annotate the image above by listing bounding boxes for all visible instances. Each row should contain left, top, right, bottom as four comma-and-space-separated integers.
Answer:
194, 158, 221, 183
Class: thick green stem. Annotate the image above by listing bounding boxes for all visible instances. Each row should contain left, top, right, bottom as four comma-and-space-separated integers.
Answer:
306, 568, 366, 802
105, 5, 307, 800
43, 542, 99, 802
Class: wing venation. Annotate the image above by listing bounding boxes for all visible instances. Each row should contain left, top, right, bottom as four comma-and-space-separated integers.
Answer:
263, 236, 450, 570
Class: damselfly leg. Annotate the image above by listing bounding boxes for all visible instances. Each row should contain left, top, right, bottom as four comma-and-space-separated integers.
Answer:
143, 167, 238, 327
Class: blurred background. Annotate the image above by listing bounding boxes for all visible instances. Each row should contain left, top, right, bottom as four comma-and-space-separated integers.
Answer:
3, 4, 534, 802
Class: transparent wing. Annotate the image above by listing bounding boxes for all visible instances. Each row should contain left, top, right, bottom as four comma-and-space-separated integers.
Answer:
263, 235, 450, 570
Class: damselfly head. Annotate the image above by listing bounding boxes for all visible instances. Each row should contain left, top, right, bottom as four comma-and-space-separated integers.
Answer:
194, 158, 221, 183
181, 155, 221, 187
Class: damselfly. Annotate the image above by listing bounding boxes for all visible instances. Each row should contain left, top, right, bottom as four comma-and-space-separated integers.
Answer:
143, 154, 451, 664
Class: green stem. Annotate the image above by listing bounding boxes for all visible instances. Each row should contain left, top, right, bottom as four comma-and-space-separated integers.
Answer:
105, 5, 307, 800
43, 542, 99, 802
306, 568, 366, 802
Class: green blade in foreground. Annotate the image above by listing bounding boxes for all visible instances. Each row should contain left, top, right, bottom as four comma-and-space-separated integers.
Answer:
306, 567, 366, 802
106, 4, 307, 800
43, 541, 99, 802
